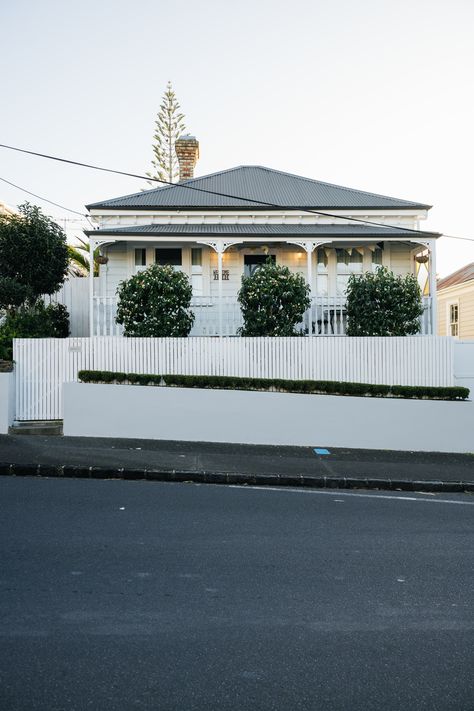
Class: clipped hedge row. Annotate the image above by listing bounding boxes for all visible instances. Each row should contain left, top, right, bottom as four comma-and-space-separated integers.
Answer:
77, 370, 470, 401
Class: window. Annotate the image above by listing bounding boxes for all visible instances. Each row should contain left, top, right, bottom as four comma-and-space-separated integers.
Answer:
371, 246, 383, 272
155, 248, 182, 267
244, 254, 275, 278
336, 248, 363, 295
449, 303, 459, 337
191, 248, 203, 296
134, 248, 146, 273
316, 247, 328, 297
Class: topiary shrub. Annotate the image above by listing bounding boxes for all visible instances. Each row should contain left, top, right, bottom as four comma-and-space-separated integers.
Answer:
237, 258, 310, 336
116, 264, 194, 337
0, 301, 70, 360
346, 266, 424, 336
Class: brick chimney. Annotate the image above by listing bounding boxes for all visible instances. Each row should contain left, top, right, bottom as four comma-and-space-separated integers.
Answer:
175, 135, 200, 181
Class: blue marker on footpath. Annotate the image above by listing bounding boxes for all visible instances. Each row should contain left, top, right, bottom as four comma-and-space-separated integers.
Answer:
314, 448, 330, 455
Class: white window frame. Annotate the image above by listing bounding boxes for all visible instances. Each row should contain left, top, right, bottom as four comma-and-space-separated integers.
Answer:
447, 300, 460, 337
133, 247, 147, 274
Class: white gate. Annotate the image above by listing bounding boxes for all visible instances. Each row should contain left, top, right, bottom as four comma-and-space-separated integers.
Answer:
13, 336, 454, 421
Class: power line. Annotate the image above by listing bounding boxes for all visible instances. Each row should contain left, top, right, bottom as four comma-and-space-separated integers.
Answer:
0, 142, 434, 236
1, 142, 473, 242
0, 175, 87, 217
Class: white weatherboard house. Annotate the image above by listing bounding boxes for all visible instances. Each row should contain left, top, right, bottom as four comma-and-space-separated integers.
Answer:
85, 136, 439, 337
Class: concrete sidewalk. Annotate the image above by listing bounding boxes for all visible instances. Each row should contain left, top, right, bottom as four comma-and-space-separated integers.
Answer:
0, 434, 473, 492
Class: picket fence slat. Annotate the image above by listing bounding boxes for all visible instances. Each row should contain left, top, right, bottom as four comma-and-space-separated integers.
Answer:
13, 336, 454, 421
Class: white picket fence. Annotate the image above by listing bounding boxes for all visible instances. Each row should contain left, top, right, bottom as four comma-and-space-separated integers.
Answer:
13, 336, 454, 421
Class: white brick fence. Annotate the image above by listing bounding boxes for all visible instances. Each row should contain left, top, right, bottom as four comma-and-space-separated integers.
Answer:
13, 336, 455, 421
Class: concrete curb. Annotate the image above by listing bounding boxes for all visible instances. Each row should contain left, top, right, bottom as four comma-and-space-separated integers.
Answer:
0, 462, 473, 493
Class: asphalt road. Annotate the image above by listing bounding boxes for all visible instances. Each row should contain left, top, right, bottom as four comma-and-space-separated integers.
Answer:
0, 478, 473, 711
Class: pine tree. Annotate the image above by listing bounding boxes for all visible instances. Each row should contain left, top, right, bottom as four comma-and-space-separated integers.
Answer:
146, 81, 186, 187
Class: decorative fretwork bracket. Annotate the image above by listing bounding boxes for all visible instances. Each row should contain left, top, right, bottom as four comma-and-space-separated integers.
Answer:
197, 239, 243, 253
286, 239, 331, 253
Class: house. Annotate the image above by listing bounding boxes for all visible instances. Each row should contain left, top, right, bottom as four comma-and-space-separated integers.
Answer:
437, 263, 474, 339
85, 136, 440, 337
0, 200, 17, 217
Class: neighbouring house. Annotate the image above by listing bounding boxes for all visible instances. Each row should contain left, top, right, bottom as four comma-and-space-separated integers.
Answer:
85, 135, 440, 337
0, 200, 17, 217
437, 263, 474, 339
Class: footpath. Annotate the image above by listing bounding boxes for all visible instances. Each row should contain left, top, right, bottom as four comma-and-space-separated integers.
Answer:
0, 434, 473, 493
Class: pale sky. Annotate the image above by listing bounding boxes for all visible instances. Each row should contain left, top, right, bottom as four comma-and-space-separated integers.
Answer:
1, 0, 473, 277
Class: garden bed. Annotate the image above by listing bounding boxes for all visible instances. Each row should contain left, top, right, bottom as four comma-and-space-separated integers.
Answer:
78, 370, 469, 401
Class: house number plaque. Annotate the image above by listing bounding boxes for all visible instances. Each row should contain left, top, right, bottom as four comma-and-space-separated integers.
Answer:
213, 269, 229, 281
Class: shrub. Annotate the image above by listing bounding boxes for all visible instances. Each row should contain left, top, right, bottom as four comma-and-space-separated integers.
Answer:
346, 266, 424, 336
0, 301, 70, 360
237, 258, 310, 336
115, 264, 194, 337
77, 370, 469, 401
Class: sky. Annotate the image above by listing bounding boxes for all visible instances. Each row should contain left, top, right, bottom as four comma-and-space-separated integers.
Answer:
1, 0, 473, 277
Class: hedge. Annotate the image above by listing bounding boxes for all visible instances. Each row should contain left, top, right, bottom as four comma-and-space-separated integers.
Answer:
77, 370, 469, 401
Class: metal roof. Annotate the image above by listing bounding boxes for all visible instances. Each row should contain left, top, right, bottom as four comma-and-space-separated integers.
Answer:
85, 223, 440, 239
86, 166, 431, 211
437, 262, 474, 290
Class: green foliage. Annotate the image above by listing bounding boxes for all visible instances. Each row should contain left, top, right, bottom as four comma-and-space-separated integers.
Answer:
237, 258, 311, 336
0, 302, 70, 360
115, 264, 194, 337
67, 238, 100, 277
0, 277, 29, 311
0, 203, 69, 307
77, 370, 469, 401
146, 81, 186, 186
346, 266, 424, 336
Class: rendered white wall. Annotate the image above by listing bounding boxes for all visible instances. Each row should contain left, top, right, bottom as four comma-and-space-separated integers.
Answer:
0, 372, 15, 433
63, 383, 474, 453
454, 340, 474, 396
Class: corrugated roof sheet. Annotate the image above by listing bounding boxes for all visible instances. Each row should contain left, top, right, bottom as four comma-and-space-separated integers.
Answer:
85, 223, 439, 238
437, 263, 474, 290
86, 166, 431, 211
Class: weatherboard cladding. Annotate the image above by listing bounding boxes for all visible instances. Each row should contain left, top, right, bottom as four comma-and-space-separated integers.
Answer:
85, 224, 439, 238
86, 166, 430, 211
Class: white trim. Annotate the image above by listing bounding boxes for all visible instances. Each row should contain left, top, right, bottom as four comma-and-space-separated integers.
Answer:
88, 208, 430, 222
89, 238, 95, 337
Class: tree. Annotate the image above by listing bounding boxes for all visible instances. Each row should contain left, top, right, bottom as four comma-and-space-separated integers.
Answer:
116, 264, 194, 337
146, 81, 186, 187
0, 203, 69, 311
68, 237, 100, 277
237, 259, 311, 336
345, 266, 424, 336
